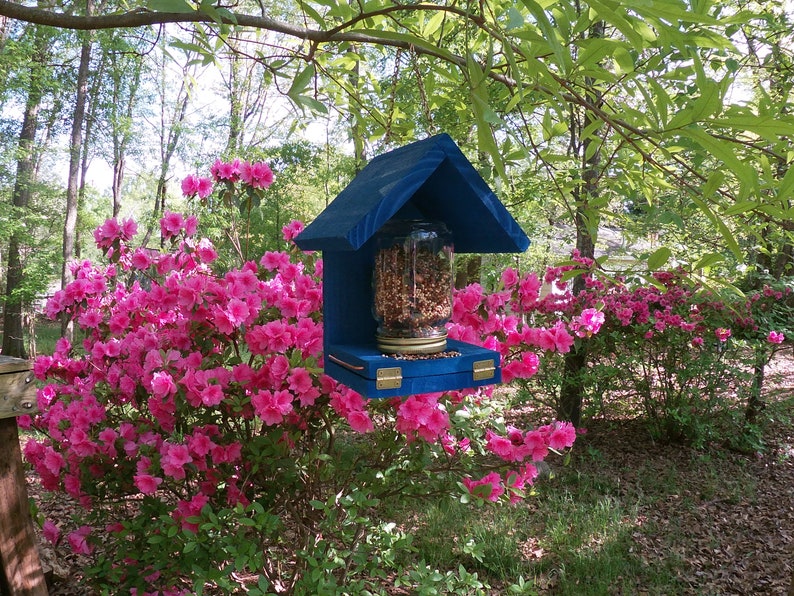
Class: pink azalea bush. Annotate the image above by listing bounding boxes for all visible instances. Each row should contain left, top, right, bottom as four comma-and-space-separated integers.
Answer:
533, 262, 793, 445
23, 164, 599, 594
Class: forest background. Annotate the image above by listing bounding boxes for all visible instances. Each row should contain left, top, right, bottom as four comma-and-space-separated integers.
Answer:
2, 0, 793, 356
0, 0, 793, 594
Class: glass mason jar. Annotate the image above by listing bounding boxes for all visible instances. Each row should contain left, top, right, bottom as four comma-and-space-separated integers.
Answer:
372, 219, 454, 354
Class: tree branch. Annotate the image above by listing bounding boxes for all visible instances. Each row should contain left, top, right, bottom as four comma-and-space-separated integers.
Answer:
0, 0, 517, 86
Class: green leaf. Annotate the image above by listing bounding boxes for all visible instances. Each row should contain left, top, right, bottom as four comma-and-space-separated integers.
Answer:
294, 94, 329, 114
506, 7, 524, 29
708, 114, 794, 142
692, 253, 725, 270
678, 126, 754, 189
421, 10, 446, 38
297, 0, 326, 26
612, 46, 635, 74
723, 201, 759, 216
519, 0, 572, 73
288, 63, 315, 98
776, 162, 794, 203
147, 0, 195, 12
587, 0, 646, 47
689, 173, 742, 259
647, 246, 672, 271
668, 80, 722, 129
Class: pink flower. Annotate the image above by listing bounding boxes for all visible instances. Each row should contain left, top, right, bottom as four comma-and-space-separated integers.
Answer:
42, 520, 60, 545
151, 371, 177, 399
211, 158, 240, 182
572, 308, 605, 338
251, 389, 293, 426
715, 327, 731, 342
184, 215, 198, 236
501, 267, 519, 289
161, 443, 193, 480
160, 212, 185, 240
130, 248, 153, 270
518, 273, 541, 308
691, 336, 704, 347
768, 330, 785, 344
174, 494, 210, 533
43, 448, 65, 475
195, 238, 218, 263
347, 410, 374, 433
197, 177, 213, 199
547, 422, 576, 450
549, 322, 575, 353
240, 161, 274, 189
485, 430, 515, 460
260, 251, 291, 271
282, 220, 305, 242
181, 174, 204, 198
200, 385, 224, 407
523, 430, 549, 461
463, 472, 504, 502
134, 473, 163, 495
67, 526, 93, 555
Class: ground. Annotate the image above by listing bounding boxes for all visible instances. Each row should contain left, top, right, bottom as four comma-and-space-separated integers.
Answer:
24, 353, 794, 595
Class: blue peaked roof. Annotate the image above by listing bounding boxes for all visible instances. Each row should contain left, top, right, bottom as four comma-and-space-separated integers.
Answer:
294, 133, 529, 254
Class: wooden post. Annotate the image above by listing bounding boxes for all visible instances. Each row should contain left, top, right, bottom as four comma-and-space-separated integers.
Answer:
0, 356, 47, 596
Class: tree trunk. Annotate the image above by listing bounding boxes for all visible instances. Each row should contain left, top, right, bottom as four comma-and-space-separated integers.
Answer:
226, 48, 243, 155
109, 52, 142, 217
61, 3, 93, 337
557, 19, 604, 427
141, 61, 190, 247
788, 564, 794, 596
745, 348, 767, 423
348, 46, 367, 173
1, 28, 47, 359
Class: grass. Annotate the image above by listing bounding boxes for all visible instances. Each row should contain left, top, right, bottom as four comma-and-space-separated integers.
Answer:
27, 318, 62, 357
380, 406, 790, 596
385, 465, 683, 594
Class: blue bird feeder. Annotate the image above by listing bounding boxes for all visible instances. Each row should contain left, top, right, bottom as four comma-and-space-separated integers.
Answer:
294, 133, 529, 398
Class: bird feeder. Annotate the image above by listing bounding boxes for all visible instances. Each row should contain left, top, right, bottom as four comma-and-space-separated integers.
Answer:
294, 133, 529, 398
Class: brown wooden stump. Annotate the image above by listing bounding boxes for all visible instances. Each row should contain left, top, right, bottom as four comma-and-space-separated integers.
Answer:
0, 357, 46, 595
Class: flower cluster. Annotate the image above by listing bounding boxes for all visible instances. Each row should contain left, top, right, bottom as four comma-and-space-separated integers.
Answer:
448, 262, 605, 385
209, 158, 274, 189
464, 421, 577, 503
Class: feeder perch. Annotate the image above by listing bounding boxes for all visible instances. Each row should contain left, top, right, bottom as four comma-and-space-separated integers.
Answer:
295, 133, 529, 397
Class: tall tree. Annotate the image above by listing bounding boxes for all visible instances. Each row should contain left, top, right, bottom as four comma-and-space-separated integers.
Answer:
558, 16, 605, 426
738, 3, 794, 423
61, 0, 94, 338
2, 24, 51, 358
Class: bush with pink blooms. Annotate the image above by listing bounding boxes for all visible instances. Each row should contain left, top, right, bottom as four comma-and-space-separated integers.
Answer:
23, 162, 598, 595
526, 261, 793, 447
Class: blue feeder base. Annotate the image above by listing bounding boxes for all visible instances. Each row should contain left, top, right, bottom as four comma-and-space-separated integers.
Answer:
324, 339, 502, 399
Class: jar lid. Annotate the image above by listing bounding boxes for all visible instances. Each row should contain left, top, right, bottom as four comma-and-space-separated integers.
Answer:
377, 219, 450, 239
376, 332, 448, 354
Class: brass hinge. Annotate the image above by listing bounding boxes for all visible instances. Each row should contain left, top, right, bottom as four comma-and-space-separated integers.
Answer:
472, 359, 496, 381
376, 367, 402, 390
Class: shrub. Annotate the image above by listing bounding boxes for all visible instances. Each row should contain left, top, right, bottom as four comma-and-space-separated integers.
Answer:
23, 161, 588, 595
554, 265, 791, 445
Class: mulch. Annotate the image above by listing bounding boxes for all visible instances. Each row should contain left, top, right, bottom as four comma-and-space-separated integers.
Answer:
22, 353, 794, 595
